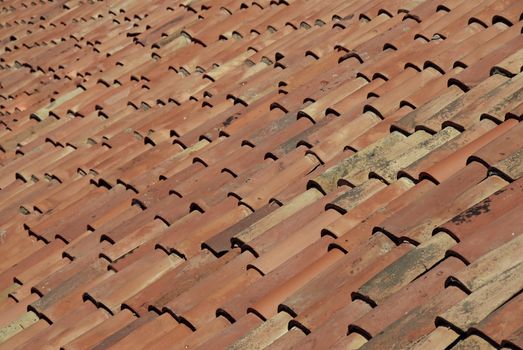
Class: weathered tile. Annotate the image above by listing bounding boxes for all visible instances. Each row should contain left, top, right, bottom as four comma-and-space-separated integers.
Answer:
0, 0, 521, 347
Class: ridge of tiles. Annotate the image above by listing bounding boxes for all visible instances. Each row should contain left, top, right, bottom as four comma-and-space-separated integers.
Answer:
0, 0, 522, 349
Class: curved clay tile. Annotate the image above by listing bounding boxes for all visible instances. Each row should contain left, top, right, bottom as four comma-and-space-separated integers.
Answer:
0, 0, 522, 348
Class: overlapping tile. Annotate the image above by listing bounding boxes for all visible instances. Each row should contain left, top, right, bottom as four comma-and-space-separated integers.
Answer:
1, 0, 522, 348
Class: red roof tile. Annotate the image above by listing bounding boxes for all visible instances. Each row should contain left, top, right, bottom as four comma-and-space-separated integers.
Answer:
1, 0, 523, 348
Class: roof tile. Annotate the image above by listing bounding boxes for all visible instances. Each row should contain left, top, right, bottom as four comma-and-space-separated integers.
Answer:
1, 0, 522, 347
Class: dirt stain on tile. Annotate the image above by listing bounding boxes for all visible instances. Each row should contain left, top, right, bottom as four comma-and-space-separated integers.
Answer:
451, 198, 491, 225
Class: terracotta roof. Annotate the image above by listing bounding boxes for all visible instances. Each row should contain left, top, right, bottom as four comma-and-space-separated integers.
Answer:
0, 0, 522, 348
